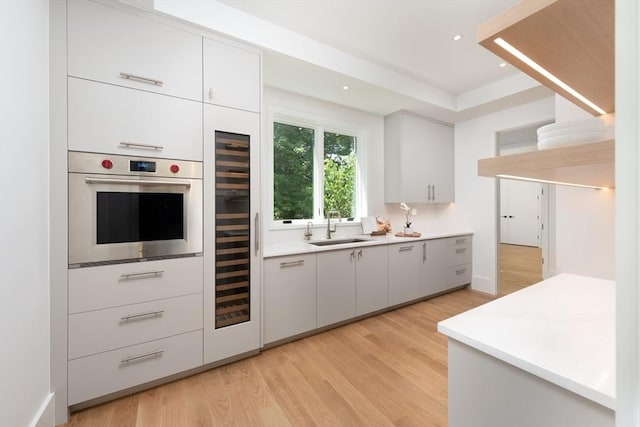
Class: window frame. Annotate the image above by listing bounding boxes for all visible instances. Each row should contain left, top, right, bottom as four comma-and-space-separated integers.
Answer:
266, 108, 367, 229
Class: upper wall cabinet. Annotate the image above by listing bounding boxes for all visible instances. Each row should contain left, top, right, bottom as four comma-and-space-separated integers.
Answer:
203, 38, 261, 113
384, 111, 454, 203
478, 0, 614, 116
68, 0, 202, 102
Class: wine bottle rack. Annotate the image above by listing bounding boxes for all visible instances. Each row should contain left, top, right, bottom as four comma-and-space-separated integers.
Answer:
214, 131, 251, 329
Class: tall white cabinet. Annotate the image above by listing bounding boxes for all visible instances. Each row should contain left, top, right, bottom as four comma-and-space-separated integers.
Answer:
384, 111, 454, 203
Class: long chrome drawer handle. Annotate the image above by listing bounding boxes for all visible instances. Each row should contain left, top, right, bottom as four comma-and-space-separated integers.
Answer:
456, 269, 466, 275
280, 260, 304, 268
85, 177, 191, 187
120, 310, 164, 322
120, 270, 165, 280
119, 72, 164, 87
119, 141, 164, 151
399, 246, 413, 252
455, 239, 466, 244
120, 349, 164, 365
456, 248, 466, 253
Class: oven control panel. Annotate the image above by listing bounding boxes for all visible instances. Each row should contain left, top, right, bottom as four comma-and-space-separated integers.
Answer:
68, 151, 202, 179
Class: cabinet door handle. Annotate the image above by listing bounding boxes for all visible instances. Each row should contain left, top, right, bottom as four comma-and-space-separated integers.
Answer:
399, 246, 413, 252
427, 184, 432, 201
455, 239, 466, 244
119, 270, 164, 280
255, 212, 260, 255
433, 185, 436, 201
456, 248, 466, 254
350, 251, 356, 261
120, 310, 164, 322
119, 72, 164, 87
357, 249, 363, 260
208, 88, 214, 100
280, 260, 304, 268
120, 349, 164, 365
423, 242, 426, 262
119, 141, 164, 151
456, 268, 466, 275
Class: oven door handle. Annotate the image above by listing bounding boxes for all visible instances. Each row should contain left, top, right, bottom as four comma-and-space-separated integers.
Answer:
85, 177, 192, 187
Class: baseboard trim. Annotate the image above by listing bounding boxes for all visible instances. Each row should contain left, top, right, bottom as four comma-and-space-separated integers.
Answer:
29, 392, 55, 427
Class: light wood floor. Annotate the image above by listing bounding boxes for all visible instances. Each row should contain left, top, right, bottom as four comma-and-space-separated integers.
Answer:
499, 243, 543, 296
62, 289, 494, 427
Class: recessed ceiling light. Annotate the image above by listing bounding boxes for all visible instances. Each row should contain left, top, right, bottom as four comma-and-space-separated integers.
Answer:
499, 62, 507, 68
494, 37, 606, 115
453, 34, 463, 41
342, 85, 350, 90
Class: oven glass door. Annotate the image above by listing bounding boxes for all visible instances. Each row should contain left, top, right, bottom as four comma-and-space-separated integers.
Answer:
69, 173, 202, 267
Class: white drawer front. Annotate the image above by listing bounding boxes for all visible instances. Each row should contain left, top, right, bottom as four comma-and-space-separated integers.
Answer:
448, 264, 472, 288
68, 78, 203, 161
69, 293, 202, 360
68, 0, 202, 101
447, 244, 472, 266
68, 330, 203, 405
69, 257, 203, 313
448, 235, 472, 246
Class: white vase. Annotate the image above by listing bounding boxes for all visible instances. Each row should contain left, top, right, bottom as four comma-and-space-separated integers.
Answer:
404, 227, 413, 235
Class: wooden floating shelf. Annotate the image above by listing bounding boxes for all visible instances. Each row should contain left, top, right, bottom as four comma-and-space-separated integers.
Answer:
477, 140, 615, 189
478, 0, 614, 115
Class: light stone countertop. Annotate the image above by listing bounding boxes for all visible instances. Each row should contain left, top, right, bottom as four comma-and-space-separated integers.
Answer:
438, 273, 615, 409
263, 230, 474, 258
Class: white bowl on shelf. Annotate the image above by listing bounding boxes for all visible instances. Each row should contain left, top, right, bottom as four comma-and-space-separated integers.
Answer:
537, 118, 604, 138
537, 131, 609, 150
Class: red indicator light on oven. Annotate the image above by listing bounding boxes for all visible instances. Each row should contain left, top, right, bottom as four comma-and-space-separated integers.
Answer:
101, 159, 113, 169
170, 164, 180, 173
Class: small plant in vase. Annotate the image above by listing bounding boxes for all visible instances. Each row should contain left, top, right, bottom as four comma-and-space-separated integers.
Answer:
400, 202, 417, 235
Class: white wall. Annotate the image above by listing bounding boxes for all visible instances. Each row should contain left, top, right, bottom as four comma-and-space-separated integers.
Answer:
451, 97, 555, 293
262, 86, 386, 244
0, 1, 53, 426
553, 96, 615, 280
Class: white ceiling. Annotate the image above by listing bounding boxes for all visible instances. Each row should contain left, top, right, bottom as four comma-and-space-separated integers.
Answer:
154, 0, 553, 122
218, 0, 521, 94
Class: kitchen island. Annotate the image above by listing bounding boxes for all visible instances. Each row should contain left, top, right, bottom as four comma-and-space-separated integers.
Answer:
438, 273, 615, 427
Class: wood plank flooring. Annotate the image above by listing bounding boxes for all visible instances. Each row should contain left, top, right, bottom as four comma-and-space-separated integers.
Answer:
62, 289, 494, 427
499, 243, 543, 296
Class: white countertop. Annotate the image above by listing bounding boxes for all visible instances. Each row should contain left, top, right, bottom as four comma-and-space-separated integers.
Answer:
263, 230, 473, 258
438, 273, 615, 409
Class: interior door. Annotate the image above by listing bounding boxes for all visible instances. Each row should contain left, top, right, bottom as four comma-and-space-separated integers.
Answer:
500, 179, 541, 247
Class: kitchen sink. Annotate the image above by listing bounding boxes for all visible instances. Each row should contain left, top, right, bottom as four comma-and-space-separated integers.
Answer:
307, 238, 370, 246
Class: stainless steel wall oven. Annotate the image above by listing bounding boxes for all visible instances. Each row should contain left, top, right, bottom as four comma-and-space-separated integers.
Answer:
68, 151, 203, 267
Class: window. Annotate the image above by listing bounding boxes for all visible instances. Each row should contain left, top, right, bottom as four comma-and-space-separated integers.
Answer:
272, 119, 362, 223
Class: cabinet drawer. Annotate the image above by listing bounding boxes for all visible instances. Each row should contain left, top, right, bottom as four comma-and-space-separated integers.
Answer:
69, 293, 202, 360
447, 264, 472, 288
263, 254, 317, 344
68, 330, 202, 405
68, 78, 202, 160
447, 244, 472, 266
69, 257, 203, 314
68, 0, 202, 101
448, 235, 472, 246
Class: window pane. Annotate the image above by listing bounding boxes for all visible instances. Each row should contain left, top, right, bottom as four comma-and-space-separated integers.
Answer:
273, 122, 314, 220
324, 131, 356, 218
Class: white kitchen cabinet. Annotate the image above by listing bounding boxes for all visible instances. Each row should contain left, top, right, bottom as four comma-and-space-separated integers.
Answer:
68, 330, 202, 405
447, 235, 473, 289
203, 38, 261, 113
263, 254, 317, 344
421, 238, 449, 296
384, 111, 454, 203
317, 249, 357, 328
355, 246, 389, 315
388, 242, 423, 305
68, 293, 202, 360
203, 104, 261, 364
68, 77, 203, 160
68, 0, 202, 101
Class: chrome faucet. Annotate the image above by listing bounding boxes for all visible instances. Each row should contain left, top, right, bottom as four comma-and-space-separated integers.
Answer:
326, 210, 341, 239
304, 221, 313, 240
